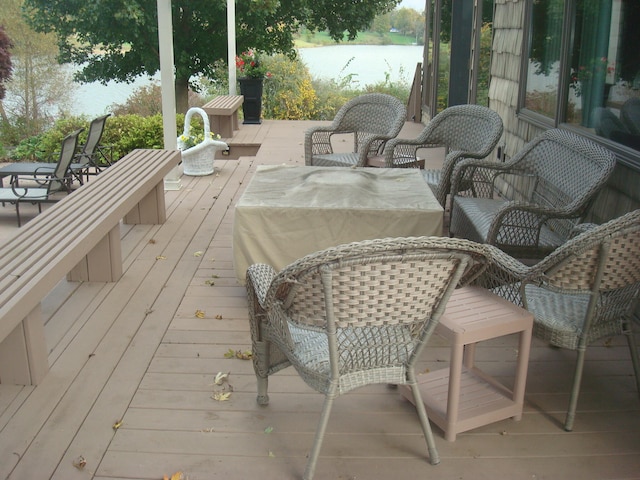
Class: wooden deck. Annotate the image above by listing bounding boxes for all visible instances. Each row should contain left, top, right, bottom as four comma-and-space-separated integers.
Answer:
1, 120, 639, 480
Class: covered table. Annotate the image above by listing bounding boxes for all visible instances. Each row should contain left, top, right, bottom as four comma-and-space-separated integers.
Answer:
233, 165, 443, 283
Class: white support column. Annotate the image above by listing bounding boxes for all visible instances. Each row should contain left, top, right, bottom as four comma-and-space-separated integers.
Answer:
157, 0, 182, 190
227, 0, 237, 95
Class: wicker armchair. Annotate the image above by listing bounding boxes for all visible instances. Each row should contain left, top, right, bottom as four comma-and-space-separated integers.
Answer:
474, 210, 640, 432
621, 97, 640, 135
381, 104, 504, 206
304, 93, 406, 168
449, 129, 616, 259
247, 236, 495, 479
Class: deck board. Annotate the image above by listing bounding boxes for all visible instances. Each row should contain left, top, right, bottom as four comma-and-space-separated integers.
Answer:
1, 120, 639, 479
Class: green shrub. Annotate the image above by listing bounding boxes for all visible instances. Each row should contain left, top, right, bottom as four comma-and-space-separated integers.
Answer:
10, 116, 87, 161
101, 114, 167, 160
262, 54, 319, 120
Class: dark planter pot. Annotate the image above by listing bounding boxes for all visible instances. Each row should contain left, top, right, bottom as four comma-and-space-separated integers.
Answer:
239, 77, 263, 124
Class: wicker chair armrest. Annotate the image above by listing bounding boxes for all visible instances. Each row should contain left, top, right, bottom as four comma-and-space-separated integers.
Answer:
450, 158, 512, 196
304, 126, 337, 164
246, 263, 278, 310
382, 138, 445, 167
353, 132, 394, 165
471, 244, 530, 306
485, 200, 584, 248
568, 222, 599, 238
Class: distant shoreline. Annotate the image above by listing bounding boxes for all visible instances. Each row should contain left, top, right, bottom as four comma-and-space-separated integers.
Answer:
293, 31, 422, 48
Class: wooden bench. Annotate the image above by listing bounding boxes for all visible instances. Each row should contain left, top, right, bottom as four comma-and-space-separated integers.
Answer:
0, 149, 181, 385
202, 95, 244, 138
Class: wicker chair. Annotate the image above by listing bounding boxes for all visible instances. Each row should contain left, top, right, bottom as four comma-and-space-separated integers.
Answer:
621, 97, 640, 135
381, 104, 504, 206
449, 129, 616, 259
473, 210, 640, 432
247, 236, 494, 479
304, 93, 406, 168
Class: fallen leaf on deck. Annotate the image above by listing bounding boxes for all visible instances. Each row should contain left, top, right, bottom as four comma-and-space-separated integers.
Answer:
224, 348, 252, 360
214, 371, 230, 385
215, 314, 223, 319
72, 455, 87, 470
204, 279, 215, 286
112, 419, 123, 430
156, 255, 167, 260
148, 239, 156, 244
264, 426, 274, 434
163, 472, 184, 480
212, 391, 232, 401
193, 251, 203, 257
195, 310, 206, 318
268, 451, 276, 458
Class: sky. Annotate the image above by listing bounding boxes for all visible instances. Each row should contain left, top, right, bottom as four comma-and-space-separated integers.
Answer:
398, 0, 426, 11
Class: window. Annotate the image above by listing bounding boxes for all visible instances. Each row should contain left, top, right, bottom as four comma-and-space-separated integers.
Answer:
522, 0, 640, 157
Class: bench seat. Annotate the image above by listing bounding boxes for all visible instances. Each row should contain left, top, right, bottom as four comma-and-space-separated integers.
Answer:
202, 95, 244, 138
0, 149, 181, 385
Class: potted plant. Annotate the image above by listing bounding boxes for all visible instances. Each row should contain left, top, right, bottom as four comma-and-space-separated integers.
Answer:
236, 49, 270, 124
177, 107, 228, 176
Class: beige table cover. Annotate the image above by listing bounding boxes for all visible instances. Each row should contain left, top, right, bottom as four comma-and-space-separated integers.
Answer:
233, 165, 443, 282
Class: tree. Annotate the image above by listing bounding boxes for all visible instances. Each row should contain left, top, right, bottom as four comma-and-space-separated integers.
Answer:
0, 0, 72, 139
23, 0, 400, 114
0, 26, 13, 101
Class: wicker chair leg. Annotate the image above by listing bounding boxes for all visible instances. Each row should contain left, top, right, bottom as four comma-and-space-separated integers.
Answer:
304, 392, 337, 480
409, 381, 440, 465
252, 339, 271, 405
256, 375, 269, 406
565, 348, 587, 431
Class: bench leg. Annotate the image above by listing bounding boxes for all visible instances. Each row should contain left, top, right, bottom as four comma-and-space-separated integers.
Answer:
232, 111, 239, 132
0, 305, 48, 385
124, 182, 166, 224
210, 114, 234, 138
68, 226, 123, 282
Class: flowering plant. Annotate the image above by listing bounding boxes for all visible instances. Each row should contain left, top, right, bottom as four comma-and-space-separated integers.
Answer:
235, 49, 270, 79
178, 128, 221, 150
569, 57, 615, 97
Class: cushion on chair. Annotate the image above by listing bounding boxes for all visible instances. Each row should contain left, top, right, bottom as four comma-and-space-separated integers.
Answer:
287, 322, 414, 394
452, 196, 567, 252
421, 169, 442, 191
525, 285, 627, 350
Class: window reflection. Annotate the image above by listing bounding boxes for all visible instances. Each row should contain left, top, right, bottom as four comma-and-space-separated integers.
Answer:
523, 0, 640, 151
568, 0, 640, 150
525, 0, 564, 118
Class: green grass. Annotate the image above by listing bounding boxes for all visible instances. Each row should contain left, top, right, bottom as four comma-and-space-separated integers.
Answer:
294, 31, 420, 47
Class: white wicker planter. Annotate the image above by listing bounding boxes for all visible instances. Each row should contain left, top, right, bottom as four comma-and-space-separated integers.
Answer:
178, 107, 228, 176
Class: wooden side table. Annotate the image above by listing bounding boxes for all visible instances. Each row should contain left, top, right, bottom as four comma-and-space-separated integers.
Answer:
401, 286, 533, 441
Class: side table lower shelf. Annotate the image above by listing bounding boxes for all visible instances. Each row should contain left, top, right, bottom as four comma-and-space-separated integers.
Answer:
402, 366, 526, 440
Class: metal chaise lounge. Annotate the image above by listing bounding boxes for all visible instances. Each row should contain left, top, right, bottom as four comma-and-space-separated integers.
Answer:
0, 129, 82, 226
0, 114, 111, 187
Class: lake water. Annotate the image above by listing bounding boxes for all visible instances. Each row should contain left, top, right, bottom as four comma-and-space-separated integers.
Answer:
72, 44, 424, 117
